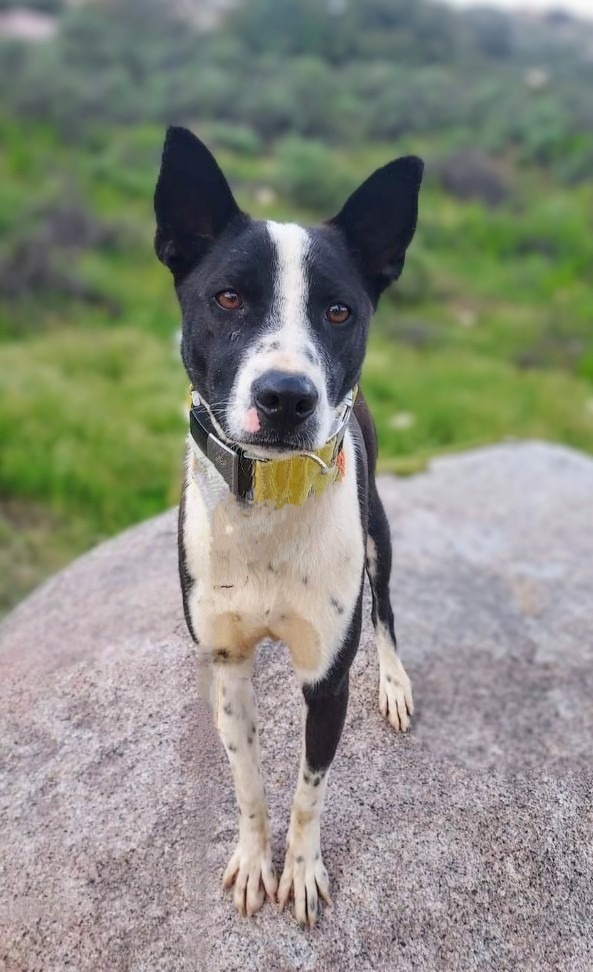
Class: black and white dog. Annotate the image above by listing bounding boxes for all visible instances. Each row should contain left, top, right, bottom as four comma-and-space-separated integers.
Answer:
154, 127, 423, 926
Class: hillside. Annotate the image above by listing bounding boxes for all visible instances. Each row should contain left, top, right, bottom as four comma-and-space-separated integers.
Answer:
0, 0, 592, 614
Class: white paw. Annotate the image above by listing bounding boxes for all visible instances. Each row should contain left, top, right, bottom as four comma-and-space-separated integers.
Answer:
278, 846, 331, 927
379, 655, 414, 732
222, 840, 277, 917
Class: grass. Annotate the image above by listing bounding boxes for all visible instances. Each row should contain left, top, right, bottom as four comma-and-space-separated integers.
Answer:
1, 117, 592, 616
0, 328, 185, 532
365, 339, 593, 472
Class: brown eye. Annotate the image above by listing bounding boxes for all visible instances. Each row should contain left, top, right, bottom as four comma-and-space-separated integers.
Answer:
215, 290, 243, 310
326, 303, 351, 325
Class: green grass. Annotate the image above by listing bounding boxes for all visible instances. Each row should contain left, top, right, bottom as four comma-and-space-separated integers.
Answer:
365, 339, 593, 472
1, 117, 592, 617
0, 328, 185, 531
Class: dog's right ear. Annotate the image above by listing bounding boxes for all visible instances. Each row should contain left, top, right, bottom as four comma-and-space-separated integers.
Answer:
154, 126, 244, 277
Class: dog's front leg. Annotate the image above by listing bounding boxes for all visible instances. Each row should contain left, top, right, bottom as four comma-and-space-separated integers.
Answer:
278, 677, 347, 926
278, 597, 362, 926
214, 658, 277, 916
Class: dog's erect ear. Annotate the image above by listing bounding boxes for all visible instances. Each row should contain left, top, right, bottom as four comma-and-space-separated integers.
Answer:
154, 126, 244, 277
328, 156, 424, 301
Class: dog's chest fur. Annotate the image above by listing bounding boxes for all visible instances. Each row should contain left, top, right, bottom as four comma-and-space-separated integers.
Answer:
182, 429, 365, 682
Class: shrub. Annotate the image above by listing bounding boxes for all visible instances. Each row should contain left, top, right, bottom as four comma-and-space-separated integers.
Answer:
435, 150, 510, 208
273, 137, 356, 213
207, 123, 263, 158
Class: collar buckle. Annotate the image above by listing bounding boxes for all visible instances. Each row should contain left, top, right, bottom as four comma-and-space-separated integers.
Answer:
206, 434, 240, 495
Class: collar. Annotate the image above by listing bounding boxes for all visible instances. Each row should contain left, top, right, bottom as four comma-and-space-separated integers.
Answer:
189, 387, 357, 508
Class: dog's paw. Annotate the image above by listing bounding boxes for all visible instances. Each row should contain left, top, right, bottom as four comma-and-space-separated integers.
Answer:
222, 840, 277, 917
379, 655, 414, 732
278, 845, 331, 927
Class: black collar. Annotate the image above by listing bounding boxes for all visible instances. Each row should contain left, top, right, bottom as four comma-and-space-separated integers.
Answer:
189, 401, 255, 499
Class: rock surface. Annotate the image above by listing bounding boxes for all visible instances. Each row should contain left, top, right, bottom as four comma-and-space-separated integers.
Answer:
1, 442, 592, 971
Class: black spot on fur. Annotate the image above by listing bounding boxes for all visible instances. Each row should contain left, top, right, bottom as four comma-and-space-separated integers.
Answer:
223, 703, 233, 716
315, 852, 320, 861
227, 742, 237, 753
249, 813, 256, 819
302, 575, 309, 586
313, 776, 321, 787
304, 347, 316, 364
303, 773, 311, 784
268, 562, 277, 574
269, 340, 280, 350
386, 674, 393, 683
309, 894, 317, 912
247, 735, 254, 745
216, 584, 234, 589
215, 648, 230, 662
296, 855, 304, 864
330, 596, 345, 615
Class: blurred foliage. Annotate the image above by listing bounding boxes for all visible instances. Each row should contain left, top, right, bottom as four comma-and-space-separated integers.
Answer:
1, 0, 593, 179
0, 0, 592, 613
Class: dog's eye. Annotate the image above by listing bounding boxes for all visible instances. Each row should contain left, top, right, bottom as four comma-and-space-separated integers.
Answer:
326, 303, 351, 325
215, 290, 243, 310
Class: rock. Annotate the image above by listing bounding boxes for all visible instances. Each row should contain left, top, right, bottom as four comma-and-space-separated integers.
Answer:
1, 442, 592, 971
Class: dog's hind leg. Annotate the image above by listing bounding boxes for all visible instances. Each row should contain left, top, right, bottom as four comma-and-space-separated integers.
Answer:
213, 657, 277, 916
366, 482, 414, 732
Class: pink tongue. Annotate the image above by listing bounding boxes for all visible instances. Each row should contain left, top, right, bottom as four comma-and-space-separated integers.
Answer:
243, 407, 261, 434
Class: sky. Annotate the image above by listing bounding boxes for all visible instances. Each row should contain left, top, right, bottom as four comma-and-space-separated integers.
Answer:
444, 0, 593, 18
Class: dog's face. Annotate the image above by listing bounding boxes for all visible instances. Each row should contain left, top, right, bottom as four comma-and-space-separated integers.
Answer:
155, 127, 423, 455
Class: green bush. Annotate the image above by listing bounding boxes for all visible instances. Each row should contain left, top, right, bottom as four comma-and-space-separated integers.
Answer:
207, 123, 263, 158
273, 137, 356, 213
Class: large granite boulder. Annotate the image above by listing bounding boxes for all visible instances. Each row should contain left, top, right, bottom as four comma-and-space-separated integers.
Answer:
1, 442, 592, 971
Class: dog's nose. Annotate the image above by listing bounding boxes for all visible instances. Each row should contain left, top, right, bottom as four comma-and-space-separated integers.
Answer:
253, 371, 319, 425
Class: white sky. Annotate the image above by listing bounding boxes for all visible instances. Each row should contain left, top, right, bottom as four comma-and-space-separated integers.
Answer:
444, 0, 593, 18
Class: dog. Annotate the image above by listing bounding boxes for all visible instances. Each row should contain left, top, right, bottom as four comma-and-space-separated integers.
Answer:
154, 127, 423, 926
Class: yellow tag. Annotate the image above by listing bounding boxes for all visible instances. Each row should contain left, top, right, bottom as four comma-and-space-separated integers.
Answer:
252, 439, 343, 507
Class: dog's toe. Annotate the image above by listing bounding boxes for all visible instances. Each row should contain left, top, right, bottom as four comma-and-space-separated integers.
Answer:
278, 848, 331, 927
379, 656, 413, 732
223, 840, 277, 917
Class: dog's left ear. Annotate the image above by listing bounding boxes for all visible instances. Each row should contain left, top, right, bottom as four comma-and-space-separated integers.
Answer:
154, 126, 245, 278
328, 156, 424, 302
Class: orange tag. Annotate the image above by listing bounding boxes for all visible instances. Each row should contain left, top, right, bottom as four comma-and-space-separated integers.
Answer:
336, 449, 346, 477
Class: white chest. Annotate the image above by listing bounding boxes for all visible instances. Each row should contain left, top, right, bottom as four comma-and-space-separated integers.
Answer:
181, 430, 365, 682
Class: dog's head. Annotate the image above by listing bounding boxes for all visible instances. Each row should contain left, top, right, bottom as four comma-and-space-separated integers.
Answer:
155, 127, 423, 456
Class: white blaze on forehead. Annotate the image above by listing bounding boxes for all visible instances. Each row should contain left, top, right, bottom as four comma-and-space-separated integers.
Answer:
266, 221, 311, 338
226, 219, 335, 446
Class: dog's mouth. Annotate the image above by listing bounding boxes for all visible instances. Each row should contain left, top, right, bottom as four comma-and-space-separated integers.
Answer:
209, 405, 317, 458
204, 386, 356, 461
236, 434, 318, 461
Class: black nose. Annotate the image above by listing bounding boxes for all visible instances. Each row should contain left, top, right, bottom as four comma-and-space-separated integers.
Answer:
253, 371, 319, 426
